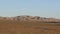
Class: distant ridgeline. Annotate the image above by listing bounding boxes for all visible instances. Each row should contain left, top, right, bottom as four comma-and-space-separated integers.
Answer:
0, 15, 60, 23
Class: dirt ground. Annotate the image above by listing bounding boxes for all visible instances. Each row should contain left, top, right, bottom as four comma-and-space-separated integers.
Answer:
0, 20, 60, 34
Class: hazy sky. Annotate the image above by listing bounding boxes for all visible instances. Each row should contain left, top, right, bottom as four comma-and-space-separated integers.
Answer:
0, 0, 60, 18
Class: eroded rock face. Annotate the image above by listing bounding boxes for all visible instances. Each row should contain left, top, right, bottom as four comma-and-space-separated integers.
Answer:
0, 15, 60, 23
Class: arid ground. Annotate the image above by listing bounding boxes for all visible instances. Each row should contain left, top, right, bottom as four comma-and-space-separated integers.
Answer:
0, 20, 60, 34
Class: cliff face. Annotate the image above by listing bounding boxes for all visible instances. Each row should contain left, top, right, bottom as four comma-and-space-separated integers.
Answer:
0, 15, 60, 23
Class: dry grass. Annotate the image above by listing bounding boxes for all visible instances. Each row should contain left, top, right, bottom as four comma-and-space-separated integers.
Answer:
0, 20, 60, 34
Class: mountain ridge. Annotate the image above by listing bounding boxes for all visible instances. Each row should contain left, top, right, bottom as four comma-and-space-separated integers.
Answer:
0, 15, 60, 23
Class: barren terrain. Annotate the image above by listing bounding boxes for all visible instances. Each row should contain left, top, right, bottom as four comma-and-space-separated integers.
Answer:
0, 16, 60, 34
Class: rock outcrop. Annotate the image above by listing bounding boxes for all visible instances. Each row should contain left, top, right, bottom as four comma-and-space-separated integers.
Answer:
0, 15, 60, 23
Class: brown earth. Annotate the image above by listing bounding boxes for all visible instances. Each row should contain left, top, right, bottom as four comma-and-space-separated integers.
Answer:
0, 20, 60, 34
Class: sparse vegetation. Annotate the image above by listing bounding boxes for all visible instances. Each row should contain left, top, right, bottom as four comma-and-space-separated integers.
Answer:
0, 16, 60, 34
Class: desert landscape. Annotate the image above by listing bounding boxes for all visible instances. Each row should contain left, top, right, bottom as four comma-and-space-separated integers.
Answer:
0, 15, 60, 34
0, 0, 60, 34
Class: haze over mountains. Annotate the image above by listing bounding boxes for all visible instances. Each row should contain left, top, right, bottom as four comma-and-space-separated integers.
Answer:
0, 15, 60, 23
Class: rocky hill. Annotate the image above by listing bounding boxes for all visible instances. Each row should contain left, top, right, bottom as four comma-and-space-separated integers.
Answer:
0, 15, 60, 23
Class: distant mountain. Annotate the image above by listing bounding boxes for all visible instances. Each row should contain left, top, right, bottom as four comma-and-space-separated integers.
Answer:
0, 15, 60, 23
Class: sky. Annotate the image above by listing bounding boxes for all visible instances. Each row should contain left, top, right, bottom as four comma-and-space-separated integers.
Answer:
0, 0, 60, 18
